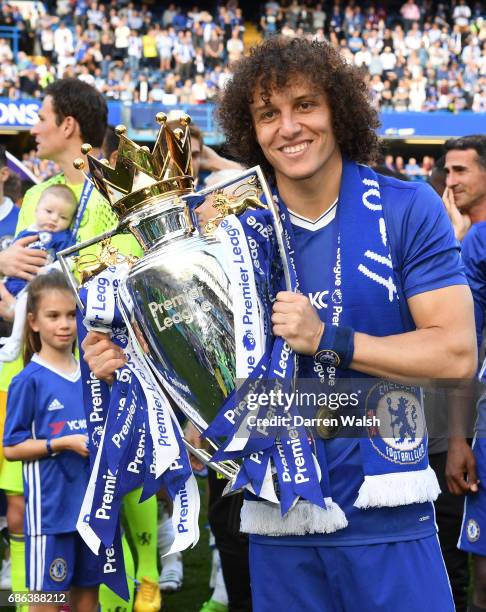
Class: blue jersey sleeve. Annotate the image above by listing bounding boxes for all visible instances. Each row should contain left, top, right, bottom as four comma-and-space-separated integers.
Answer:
11, 229, 34, 243
3, 373, 35, 446
385, 179, 467, 299
461, 222, 486, 351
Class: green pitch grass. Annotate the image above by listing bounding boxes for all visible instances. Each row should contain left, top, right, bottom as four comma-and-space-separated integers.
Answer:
164, 480, 212, 612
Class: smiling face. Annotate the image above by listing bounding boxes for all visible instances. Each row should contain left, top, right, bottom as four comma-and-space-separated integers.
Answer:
445, 148, 486, 215
250, 79, 341, 190
28, 289, 77, 355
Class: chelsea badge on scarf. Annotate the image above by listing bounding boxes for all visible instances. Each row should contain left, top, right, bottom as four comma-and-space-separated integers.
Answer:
366, 381, 426, 465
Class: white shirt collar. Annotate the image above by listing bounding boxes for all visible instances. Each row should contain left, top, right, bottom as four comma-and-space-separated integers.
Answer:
31, 354, 80, 382
289, 198, 338, 232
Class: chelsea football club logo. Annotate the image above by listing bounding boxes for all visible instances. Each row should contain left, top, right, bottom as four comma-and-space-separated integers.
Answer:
366, 382, 426, 464
466, 519, 480, 543
38, 231, 52, 245
49, 557, 67, 582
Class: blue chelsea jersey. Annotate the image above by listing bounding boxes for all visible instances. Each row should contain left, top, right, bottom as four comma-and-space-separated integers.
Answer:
5, 227, 74, 297
461, 222, 486, 432
4, 355, 89, 535
252, 175, 466, 547
461, 221, 486, 353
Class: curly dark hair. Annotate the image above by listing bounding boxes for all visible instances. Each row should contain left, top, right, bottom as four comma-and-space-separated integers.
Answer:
45, 78, 107, 148
216, 37, 381, 178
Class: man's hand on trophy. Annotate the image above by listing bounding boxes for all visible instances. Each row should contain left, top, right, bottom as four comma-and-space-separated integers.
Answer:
272, 291, 324, 355
81, 330, 126, 384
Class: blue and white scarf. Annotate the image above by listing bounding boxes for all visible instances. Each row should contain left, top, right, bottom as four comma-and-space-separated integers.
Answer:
205, 211, 347, 533
207, 159, 439, 535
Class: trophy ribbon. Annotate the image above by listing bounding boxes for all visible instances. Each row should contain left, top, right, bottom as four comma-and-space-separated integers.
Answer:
202, 209, 325, 511
76, 263, 199, 594
232, 447, 277, 502
104, 368, 139, 473
116, 281, 200, 551
76, 312, 111, 467
99, 523, 130, 601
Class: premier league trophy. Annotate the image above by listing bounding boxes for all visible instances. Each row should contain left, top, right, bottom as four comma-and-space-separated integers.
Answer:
59, 113, 290, 481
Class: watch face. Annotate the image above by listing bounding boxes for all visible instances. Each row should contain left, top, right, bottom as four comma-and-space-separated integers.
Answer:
315, 349, 341, 367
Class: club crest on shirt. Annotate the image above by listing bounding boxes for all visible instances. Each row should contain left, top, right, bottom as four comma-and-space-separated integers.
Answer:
38, 231, 52, 245
466, 519, 480, 543
49, 557, 67, 582
366, 382, 426, 464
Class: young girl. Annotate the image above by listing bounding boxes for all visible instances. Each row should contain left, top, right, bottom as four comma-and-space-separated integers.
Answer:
3, 271, 99, 612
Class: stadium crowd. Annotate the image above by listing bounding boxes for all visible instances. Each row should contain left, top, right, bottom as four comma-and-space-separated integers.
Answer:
0, 0, 484, 110
0, 2, 484, 612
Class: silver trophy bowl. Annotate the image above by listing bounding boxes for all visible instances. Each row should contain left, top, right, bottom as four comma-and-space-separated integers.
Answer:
59, 166, 290, 481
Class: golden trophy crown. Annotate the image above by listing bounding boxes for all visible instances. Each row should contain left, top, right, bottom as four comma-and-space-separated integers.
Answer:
73, 112, 195, 220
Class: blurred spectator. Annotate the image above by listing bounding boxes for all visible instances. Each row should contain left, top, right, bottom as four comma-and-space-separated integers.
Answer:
400, 0, 421, 31
395, 155, 405, 174
453, 0, 472, 31
226, 28, 244, 64
21, 150, 60, 181
405, 157, 421, 177
384, 154, 396, 173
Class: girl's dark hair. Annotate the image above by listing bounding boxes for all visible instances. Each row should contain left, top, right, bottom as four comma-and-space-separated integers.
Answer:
23, 271, 76, 366
216, 36, 381, 178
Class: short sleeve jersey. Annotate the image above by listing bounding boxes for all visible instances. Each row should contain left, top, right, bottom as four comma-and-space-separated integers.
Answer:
251, 175, 467, 547
461, 221, 486, 352
3, 355, 89, 535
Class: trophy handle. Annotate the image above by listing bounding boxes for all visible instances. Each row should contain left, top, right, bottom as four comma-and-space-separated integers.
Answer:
58, 224, 125, 310
253, 166, 292, 292
195, 165, 292, 292
183, 441, 243, 497
182, 440, 239, 481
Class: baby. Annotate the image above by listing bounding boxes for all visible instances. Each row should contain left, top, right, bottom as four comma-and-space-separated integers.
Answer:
0, 184, 77, 361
